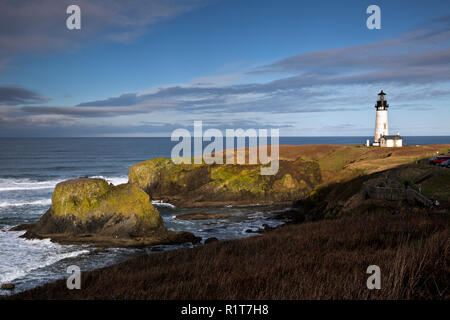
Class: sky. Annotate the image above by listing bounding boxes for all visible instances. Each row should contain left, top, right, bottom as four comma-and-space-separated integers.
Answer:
0, 0, 449, 137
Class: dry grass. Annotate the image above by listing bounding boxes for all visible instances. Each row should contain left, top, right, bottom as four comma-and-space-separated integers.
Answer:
11, 211, 449, 300
280, 144, 450, 185
209, 144, 450, 189
419, 170, 450, 202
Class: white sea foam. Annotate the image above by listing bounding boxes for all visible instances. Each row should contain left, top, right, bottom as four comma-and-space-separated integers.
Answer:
248, 211, 265, 219
0, 230, 90, 284
0, 199, 52, 208
0, 178, 64, 192
152, 200, 176, 208
0, 176, 129, 193
90, 175, 128, 186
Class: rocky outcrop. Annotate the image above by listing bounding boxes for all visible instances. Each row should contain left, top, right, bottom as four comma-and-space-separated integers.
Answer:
21, 178, 200, 247
363, 177, 433, 207
129, 158, 322, 207
127, 144, 450, 207
363, 178, 406, 201
291, 163, 444, 223
1, 283, 15, 290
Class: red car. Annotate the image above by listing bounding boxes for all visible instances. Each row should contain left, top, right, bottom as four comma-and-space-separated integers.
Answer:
429, 155, 450, 165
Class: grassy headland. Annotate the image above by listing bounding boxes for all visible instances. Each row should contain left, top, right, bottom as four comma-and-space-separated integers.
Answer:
129, 144, 450, 206
8, 144, 450, 299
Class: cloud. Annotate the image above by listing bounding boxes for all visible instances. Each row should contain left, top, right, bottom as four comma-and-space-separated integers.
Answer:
22, 97, 177, 118
77, 93, 141, 107
2, 13, 450, 136
0, 57, 10, 71
0, 113, 291, 137
0, 87, 49, 105
59, 14, 450, 120
0, 0, 208, 53
249, 16, 450, 87
20, 84, 358, 119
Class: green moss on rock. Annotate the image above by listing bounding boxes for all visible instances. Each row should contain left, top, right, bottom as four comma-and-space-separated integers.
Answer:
29, 178, 166, 240
52, 178, 111, 218
128, 158, 171, 191
129, 157, 322, 206
97, 183, 163, 228
210, 165, 270, 194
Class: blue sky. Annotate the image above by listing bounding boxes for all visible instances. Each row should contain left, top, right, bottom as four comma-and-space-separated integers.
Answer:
0, 0, 449, 136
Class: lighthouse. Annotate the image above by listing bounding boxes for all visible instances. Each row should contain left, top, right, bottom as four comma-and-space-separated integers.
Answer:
371, 90, 402, 147
373, 90, 389, 146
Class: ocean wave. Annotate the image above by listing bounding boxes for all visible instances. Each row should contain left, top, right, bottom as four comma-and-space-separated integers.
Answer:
152, 200, 176, 209
90, 175, 128, 186
0, 232, 90, 284
0, 199, 52, 208
0, 249, 89, 284
0, 176, 128, 192
0, 178, 64, 192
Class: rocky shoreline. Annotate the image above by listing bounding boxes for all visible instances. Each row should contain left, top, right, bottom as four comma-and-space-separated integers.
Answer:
6, 163, 449, 298
4, 144, 450, 297
11, 144, 450, 246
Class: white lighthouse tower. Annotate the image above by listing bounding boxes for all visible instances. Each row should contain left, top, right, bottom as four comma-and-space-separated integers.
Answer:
373, 90, 389, 146
372, 90, 402, 147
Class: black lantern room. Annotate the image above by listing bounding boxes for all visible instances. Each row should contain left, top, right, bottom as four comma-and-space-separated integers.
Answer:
375, 90, 389, 110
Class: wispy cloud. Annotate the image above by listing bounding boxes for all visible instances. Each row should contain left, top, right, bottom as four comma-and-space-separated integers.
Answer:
0, 0, 208, 53
0, 112, 292, 137
0, 87, 49, 105
249, 17, 450, 87
0, 57, 10, 71
51, 14, 449, 118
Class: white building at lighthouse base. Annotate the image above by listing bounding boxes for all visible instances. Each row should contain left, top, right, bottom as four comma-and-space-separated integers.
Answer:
379, 134, 403, 147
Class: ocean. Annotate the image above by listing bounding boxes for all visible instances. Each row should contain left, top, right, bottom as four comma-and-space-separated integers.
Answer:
0, 136, 448, 293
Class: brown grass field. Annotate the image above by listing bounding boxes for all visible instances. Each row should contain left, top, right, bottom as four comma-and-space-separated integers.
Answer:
220, 144, 450, 185
10, 210, 449, 300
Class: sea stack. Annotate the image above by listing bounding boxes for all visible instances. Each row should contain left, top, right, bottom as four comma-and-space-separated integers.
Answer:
20, 178, 200, 247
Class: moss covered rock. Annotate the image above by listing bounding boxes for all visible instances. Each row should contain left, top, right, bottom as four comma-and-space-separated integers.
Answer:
51, 178, 111, 218
22, 178, 200, 246
129, 157, 322, 207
